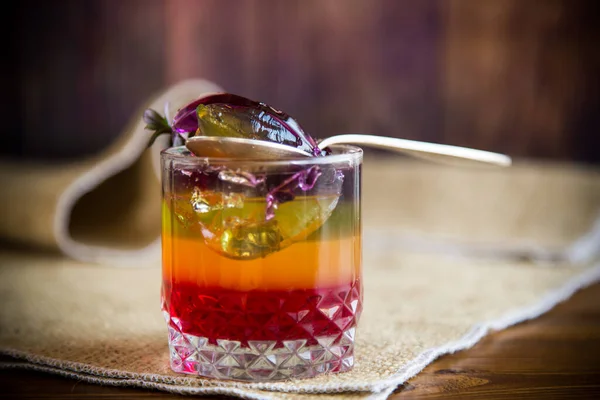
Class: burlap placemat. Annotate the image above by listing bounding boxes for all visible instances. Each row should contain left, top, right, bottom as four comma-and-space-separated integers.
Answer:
1, 249, 599, 399
0, 79, 222, 265
362, 160, 600, 264
0, 79, 598, 266
1, 79, 599, 398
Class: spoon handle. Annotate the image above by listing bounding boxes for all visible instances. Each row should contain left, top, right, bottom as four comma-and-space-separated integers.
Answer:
317, 134, 511, 167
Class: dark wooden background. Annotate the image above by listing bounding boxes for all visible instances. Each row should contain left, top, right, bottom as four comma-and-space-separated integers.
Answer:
4, 0, 599, 162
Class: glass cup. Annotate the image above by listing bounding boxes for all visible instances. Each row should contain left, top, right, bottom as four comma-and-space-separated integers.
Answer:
160, 145, 362, 381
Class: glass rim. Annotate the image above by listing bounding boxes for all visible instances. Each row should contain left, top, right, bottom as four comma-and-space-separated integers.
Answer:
160, 144, 363, 166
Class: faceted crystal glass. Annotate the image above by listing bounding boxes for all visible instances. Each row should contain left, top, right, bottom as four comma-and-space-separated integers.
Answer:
161, 145, 362, 381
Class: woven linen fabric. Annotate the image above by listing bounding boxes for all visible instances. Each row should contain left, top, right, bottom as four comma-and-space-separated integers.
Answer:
0, 79, 222, 266
1, 158, 599, 398
0, 79, 598, 266
1, 79, 600, 398
362, 159, 600, 264
1, 250, 599, 399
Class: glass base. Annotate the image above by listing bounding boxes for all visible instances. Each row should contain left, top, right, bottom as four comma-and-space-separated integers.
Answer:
167, 325, 356, 381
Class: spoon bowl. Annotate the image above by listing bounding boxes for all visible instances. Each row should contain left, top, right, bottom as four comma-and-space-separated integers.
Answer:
185, 136, 310, 159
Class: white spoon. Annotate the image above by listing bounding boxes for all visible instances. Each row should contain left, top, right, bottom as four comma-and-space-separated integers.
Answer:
186, 134, 511, 167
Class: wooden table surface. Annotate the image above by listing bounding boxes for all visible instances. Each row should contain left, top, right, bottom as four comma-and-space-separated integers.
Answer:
2, 284, 600, 399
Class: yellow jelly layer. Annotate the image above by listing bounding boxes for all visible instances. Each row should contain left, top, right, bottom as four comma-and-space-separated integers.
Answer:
162, 199, 361, 291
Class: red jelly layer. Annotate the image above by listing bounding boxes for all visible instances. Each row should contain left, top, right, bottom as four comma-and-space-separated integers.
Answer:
162, 279, 362, 347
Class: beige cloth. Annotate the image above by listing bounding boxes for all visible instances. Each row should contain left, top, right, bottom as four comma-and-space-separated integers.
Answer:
362, 160, 600, 264
0, 79, 598, 265
1, 79, 600, 399
1, 250, 599, 399
0, 79, 222, 266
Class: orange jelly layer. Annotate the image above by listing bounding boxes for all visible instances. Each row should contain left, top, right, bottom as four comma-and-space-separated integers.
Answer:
162, 232, 361, 291
162, 234, 361, 291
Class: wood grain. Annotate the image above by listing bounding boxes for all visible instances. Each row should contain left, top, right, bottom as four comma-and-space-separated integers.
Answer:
2, 283, 599, 399
391, 282, 600, 399
5, 0, 598, 162
442, 0, 599, 160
